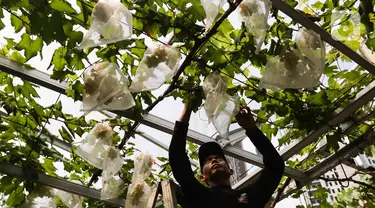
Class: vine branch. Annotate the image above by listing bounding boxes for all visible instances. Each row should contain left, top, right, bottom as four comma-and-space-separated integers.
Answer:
319, 173, 375, 191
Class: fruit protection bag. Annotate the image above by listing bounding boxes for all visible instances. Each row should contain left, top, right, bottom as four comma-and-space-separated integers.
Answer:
77, 0, 133, 49
129, 43, 181, 92
201, 0, 225, 33
125, 152, 154, 208
102, 146, 124, 182
82, 62, 135, 113
101, 176, 126, 200
203, 74, 240, 140
21, 186, 56, 208
75, 123, 113, 169
55, 190, 83, 208
239, 0, 271, 54
259, 29, 325, 90
295, 28, 326, 78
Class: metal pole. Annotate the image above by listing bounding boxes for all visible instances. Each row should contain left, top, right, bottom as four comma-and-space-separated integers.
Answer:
306, 130, 375, 180
0, 162, 125, 207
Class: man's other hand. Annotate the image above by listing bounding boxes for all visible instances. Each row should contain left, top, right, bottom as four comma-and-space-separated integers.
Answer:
235, 106, 256, 131
179, 103, 193, 123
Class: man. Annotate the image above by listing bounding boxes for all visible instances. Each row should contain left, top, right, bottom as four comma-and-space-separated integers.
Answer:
169, 103, 285, 208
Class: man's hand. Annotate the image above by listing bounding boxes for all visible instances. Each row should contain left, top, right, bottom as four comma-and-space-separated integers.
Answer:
178, 103, 193, 123
235, 106, 256, 131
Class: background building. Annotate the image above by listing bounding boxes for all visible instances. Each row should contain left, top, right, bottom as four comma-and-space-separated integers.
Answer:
301, 154, 375, 207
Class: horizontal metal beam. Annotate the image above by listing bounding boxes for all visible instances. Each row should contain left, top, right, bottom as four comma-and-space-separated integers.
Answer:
0, 56, 68, 94
270, 0, 375, 74
305, 130, 375, 181
0, 162, 125, 207
233, 80, 375, 190
280, 80, 375, 160
277, 130, 375, 203
298, 109, 375, 170
0, 55, 307, 182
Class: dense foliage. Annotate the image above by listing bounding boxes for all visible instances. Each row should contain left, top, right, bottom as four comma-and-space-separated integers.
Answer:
0, 0, 375, 207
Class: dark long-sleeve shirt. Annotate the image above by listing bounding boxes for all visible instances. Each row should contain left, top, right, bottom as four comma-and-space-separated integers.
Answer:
169, 121, 285, 208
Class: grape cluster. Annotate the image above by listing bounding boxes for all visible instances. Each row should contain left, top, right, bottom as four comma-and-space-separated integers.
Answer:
144, 47, 168, 68
93, 1, 112, 23
280, 51, 299, 70
302, 30, 320, 50
129, 183, 145, 206
239, 2, 258, 17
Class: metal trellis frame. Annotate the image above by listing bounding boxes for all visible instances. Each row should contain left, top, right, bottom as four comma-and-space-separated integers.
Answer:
1, 0, 375, 204
0, 55, 307, 181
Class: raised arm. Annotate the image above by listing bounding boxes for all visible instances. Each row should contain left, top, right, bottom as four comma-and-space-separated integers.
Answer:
235, 106, 285, 208
168, 104, 209, 200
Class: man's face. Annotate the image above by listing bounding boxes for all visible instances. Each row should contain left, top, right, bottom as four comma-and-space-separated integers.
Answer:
201, 154, 232, 184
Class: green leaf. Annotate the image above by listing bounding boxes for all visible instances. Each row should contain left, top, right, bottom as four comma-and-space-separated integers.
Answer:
41, 158, 57, 176
16, 33, 43, 61
50, 0, 76, 14
344, 40, 360, 51
10, 15, 23, 33
6, 186, 25, 206
51, 47, 68, 71
366, 37, 375, 50
312, 1, 324, 10
306, 91, 330, 105
10, 51, 26, 64
326, 133, 342, 151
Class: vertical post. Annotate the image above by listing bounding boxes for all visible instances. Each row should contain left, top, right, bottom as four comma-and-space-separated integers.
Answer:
161, 181, 178, 208
147, 182, 161, 208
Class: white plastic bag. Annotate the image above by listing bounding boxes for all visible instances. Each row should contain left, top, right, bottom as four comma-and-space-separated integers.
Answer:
129, 43, 181, 92
77, 0, 133, 49
201, 0, 225, 33
295, 28, 326, 74
259, 29, 325, 90
55, 190, 83, 208
102, 146, 124, 182
82, 62, 135, 113
21, 186, 56, 208
125, 152, 154, 208
125, 182, 151, 208
203, 74, 240, 140
132, 152, 154, 184
75, 123, 113, 169
239, 0, 271, 54
101, 176, 126, 200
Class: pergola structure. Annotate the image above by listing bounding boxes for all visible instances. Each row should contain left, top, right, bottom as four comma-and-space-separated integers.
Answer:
1, 0, 375, 207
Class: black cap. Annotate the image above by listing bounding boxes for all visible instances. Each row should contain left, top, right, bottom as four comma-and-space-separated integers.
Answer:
198, 142, 228, 173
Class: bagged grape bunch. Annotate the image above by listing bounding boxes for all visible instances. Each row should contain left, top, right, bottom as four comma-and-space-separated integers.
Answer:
125, 152, 154, 208
77, 0, 133, 49
21, 186, 56, 208
203, 74, 240, 140
75, 123, 113, 169
295, 28, 326, 76
101, 176, 126, 200
259, 29, 325, 90
239, 0, 271, 54
102, 146, 124, 182
129, 43, 181, 92
201, 0, 225, 33
55, 189, 83, 208
82, 62, 135, 113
